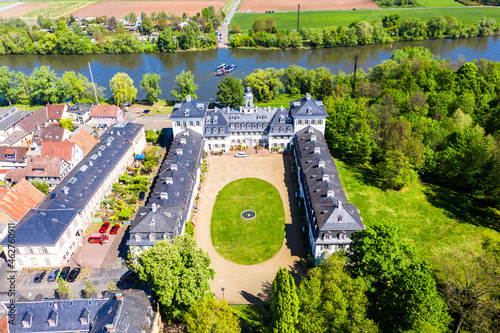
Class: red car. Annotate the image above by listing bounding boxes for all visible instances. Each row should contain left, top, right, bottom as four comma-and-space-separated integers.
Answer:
110, 224, 120, 234
99, 222, 110, 233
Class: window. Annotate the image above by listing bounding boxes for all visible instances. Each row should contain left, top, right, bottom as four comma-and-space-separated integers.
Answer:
305, 119, 309, 125
297, 120, 302, 125
189, 121, 193, 126
196, 121, 200, 126
220, 128, 224, 133
176, 122, 180, 127
27, 247, 34, 254
318, 119, 323, 125
206, 128, 210, 133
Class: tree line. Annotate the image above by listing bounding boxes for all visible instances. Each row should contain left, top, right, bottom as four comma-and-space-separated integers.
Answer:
230, 14, 499, 49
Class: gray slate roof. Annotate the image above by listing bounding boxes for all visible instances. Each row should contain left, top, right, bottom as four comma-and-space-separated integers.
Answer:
3, 299, 107, 333
170, 95, 208, 119
1, 130, 28, 146
1, 122, 144, 247
269, 108, 294, 135
289, 94, 327, 118
128, 129, 203, 247
67, 103, 96, 116
0, 109, 31, 131
295, 126, 363, 237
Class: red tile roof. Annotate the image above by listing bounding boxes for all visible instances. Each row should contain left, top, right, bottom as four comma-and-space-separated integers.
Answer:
90, 105, 121, 118
41, 141, 75, 163
0, 146, 27, 162
0, 179, 45, 220
70, 128, 98, 156
17, 108, 49, 133
5, 157, 63, 183
46, 104, 67, 120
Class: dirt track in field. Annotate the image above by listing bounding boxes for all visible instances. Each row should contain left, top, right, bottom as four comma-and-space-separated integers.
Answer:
0, 2, 52, 18
71, 1, 225, 18
239, 0, 379, 12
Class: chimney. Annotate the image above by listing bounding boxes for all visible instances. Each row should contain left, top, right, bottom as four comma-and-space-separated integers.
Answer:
318, 160, 325, 168
98, 151, 101, 156
88, 161, 93, 166
165, 177, 173, 184
176, 148, 183, 155
186, 95, 192, 102
338, 201, 342, 210
105, 324, 115, 332
152, 203, 157, 213
160, 192, 168, 200
314, 147, 320, 154
115, 293, 122, 300
311, 134, 317, 141
306, 93, 311, 100
327, 190, 334, 197
322, 174, 330, 182
180, 137, 186, 144
171, 164, 177, 171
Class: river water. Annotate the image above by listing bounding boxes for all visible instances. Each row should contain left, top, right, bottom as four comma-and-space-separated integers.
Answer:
0, 36, 499, 101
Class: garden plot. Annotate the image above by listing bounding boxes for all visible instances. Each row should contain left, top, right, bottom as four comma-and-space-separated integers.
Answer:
21, 2, 93, 19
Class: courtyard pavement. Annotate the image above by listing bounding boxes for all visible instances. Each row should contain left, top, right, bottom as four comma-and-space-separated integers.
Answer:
195, 152, 304, 304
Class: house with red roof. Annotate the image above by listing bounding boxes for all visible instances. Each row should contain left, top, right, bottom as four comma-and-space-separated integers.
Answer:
41, 140, 83, 168
90, 105, 125, 127
46, 104, 69, 122
5, 157, 70, 187
0, 146, 27, 180
69, 127, 98, 156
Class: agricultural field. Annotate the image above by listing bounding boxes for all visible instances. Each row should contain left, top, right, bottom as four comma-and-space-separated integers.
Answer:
417, 0, 465, 6
233, 6, 500, 30
336, 161, 500, 267
71, 0, 226, 18
21, 2, 93, 18
0, 2, 53, 18
238, 0, 379, 13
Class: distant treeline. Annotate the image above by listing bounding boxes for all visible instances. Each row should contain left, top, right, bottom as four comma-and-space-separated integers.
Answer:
230, 14, 499, 49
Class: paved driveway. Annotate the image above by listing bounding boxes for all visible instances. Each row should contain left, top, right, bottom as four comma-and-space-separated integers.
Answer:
195, 152, 304, 304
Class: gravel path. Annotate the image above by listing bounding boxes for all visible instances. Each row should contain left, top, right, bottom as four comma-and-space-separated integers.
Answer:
195, 153, 304, 304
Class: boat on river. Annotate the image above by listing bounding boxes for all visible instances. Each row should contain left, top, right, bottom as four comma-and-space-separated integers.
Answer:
215, 64, 237, 76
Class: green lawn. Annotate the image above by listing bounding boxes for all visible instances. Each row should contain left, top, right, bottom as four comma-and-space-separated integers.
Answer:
231, 304, 269, 333
336, 161, 500, 266
233, 7, 500, 30
211, 178, 285, 265
418, 0, 465, 7
254, 93, 302, 108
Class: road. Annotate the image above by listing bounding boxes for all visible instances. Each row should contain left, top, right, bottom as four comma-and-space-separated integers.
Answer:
218, 0, 241, 49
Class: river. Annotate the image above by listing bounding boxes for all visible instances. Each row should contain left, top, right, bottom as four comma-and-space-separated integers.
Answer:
0, 36, 499, 101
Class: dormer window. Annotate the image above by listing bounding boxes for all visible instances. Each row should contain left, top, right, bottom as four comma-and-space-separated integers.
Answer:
205, 116, 211, 124
213, 128, 218, 134
213, 115, 218, 124
220, 128, 224, 133
22, 311, 32, 328
206, 128, 210, 133
307, 107, 312, 114
279, 115, 285, 123
135, 234, 141, 241
149, 234, 155, 241
184, 109, 190, 116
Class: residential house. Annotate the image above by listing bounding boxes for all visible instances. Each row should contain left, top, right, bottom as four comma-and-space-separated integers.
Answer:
0, 107, 31, 142
0, 146, 27, 180
41, 141, 84, 168
170, 95, 208, 137
128, 129, 202, 258
0, 131, 31, 147
67, 103, 95, 124
90, 105, 125, 127
0, 122, 146, 268
15, 108, 50, 148
32, 127, 71, 146
294, 126, 364, 262
46, 104, 68, 123
5, 157, 70, 187
69, 128, 98, 157
0, 179, 45, 241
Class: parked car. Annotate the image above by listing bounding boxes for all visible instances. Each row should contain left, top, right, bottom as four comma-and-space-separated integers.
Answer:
47, 268, 59, 282
59, 266, 70, 280
122, 102, 131, 107
110, 224, 120, 235
120, 269, 138, 283
235, 152, 247, 158
34, 270, 46, 283
139, 191, 145, 200
88, 233, 109, 244
67, 268, 81, 282
99, 222, 110, 233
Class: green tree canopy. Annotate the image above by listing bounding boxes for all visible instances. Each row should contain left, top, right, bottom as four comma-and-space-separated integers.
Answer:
171, 70, 198, 100
185, 295, 241, 333
59, 118, 74, 131
140, 73, 162, 104
109, 72, 138, 106
243, 68, 284, 102
136, 235, 215, 320
27, 66, 65, 104
269, 268, 299, 333
216, 77, 244, 108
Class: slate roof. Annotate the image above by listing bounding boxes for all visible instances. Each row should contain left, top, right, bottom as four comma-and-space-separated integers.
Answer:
289, 94, 327, 118
0, 146, 26, 162
204, 110, 229, 137
1, 122, 145, 247
212, 105, 278, 135
295, 126, 363, 237
46, 104, 66, 120
128, 129, 203, 246
17, 108, 49, 133
0, 130, 29, 146
90, 105, 121, 118
0, 109, 31, 131
67, 103, 95, 116
90, 290, 152, 333
170, 95, 208, 119
3, 298, 107, 333
70, 128, 98, 156
0, 179, 45, 221
269, 108, 294, 135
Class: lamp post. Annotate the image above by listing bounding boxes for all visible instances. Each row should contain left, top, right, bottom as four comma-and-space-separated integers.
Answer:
221, 287, 225, 300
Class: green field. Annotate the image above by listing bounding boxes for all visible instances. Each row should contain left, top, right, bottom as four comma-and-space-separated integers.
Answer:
233, 7, 500, 30
418, 0, 465, 7
336, 161, 500, 266
21, 2, 92, 18
211, 178, 285, 265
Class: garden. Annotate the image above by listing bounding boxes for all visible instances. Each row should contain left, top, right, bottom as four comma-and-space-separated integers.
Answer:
210, 178, 285, 265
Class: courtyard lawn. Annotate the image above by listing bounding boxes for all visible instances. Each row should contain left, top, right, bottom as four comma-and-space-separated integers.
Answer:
336, 161, 500, 266
232, 7, 500, 31
211, 178, 285, 265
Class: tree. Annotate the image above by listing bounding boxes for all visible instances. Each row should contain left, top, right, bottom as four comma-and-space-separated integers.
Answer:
136, 235, 215, 320
216, 77, 244, 108
142, 17, 154, 34
252, 18, 265, 32
145, 129, 160, 143
62, 71, 87, 102
109, 72, 138, 106
107, 281, 118, 290
140, 73, 162, 104
201, 7, 211, 21
185, 295, 241, 333
265, 17, 276, 33
107, 16, 117, 32
60, 118, 74, 131
31, 180, 50, 194
243, 68, 284, 101
57, 277, 72, 299
171, 70, 198, 100
348, 223, 452, 332
269, 268, 299, 333
231, 23, 241, 34
129, 12, 137, 24
83, 280, 97, 298
27, 66, 65, 104
157, 27, 178, 52
297, 253, 378, 333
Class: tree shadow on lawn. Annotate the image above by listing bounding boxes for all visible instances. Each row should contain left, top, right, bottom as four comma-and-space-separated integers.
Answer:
339, 162, 382, 189
423, 184, 500, 232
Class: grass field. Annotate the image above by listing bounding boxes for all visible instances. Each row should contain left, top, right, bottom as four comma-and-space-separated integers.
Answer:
233, 7, 500, 30
336, 161, 500, 266
21, 2, 93, 18
418, 0, 465, 7
0, 2, 14, 8
254, 93, 302, 108
211, 178, 285, 265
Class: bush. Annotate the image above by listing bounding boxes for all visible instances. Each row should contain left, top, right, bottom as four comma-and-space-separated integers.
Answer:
83, 280, 97, 298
